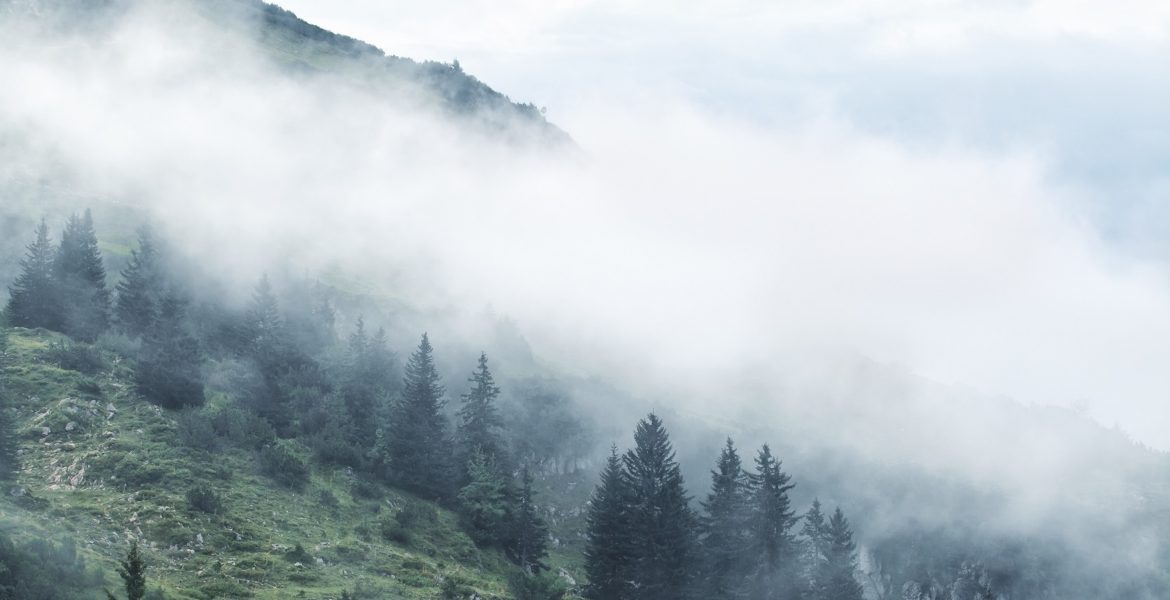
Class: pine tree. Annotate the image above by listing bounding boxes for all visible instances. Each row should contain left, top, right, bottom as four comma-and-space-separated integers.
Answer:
0, 328, 17, 481
343, 318, 396, 444
584, 447, 633, 600
702, 438, 752, 600
114, 225, 162, 338
624, 414, 698, 600
457, 448, 509, 546
244, 274, 283, 353
801, 500, 830, 600
5, 219, 61, 330
105, 540, 146, 600
506, 466, 550, 573
135, 293, 204, 409
747, 444, 800, 600
822, 508, 863, 600
55, 210, 110, 341
457, 352, 505, 480
385, 333, 451, 497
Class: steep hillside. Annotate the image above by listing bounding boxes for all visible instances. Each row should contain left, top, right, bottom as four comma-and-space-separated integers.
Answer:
0, 328, 569, 599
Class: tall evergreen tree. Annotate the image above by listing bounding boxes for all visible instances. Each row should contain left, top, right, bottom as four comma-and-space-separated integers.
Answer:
135, 293, 204, 409
822, 508, 863, 600
747, 444, 800, 600
457, 352, 505, 479
5, 219, 61, 330
342, 318, 396, 443
801, 500, 830, 600
624, 414, 698, 600
506, 466, 550, 573
105, 541, 146, 600
384, 333, 451, 497
584, 447, 633, 600
54, 210, 110, 341
114, 225, 162, 338
457, 448, 509, 546
0, 328, 17, 482
244, 274, 283, 353
702, 438, 752, 600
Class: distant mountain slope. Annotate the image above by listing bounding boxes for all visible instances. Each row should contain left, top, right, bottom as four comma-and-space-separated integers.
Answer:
1, 0, 572, 147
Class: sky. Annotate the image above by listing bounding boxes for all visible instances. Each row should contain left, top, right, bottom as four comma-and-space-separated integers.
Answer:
266, 0, 1170, 447
2, 0, 1169, 452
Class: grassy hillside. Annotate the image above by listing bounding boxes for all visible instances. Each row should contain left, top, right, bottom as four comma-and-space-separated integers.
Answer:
1, 327, 577, 599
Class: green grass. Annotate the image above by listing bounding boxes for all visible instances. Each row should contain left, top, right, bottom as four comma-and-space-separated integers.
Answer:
0, 328, 567, 600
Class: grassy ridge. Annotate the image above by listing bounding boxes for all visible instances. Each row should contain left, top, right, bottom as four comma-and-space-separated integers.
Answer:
1, 328, 552, 600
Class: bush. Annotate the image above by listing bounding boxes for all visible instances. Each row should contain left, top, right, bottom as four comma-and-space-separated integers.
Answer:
44, 340, 105, 374
210, 405, 275, 450
284, 543, 312, 564
349, 477, 382, 501
259, 440, 310, 490
508, 571, 567, 600
380, 519, 412, 545
395, 498, 438, 528
186, 485, 224, 514
318, 489, 339, 509
176, 409, 218, 452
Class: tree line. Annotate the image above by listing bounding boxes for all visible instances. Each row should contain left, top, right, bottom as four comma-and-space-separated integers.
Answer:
584, 414, 864, 600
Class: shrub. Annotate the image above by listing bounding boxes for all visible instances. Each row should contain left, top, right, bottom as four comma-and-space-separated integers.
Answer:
259, 440, 310, 490
380, 519, 412, 545
349, 477, 382, 501
211, 405, 275, 450
508, 571, 567, 600
396, 498, 438, 528
44, 340, 105, 374
186, 485, 224, 514
284, 543, 312, 564
176, 409, 218, 452
317, 489, 339, 509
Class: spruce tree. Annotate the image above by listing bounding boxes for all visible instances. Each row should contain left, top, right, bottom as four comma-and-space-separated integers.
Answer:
244, 274, 283, 353
55, 210, 110, 341
343, 318, 396, 444
624, 414, 698, 600
5, 219, 61, 330
747, 444, 799, 600
822, 508, 863, 600
114, 225, 162, 338
506, 466, 550, 573
457, 352, 504, 479
135, 293, 204, 409
457, 449, 509, 546
584, 447, 633, 600
105, 540, 146, 600
385, 333, 451, 497
702, 438, 752, 600
801, 499, 830, 600
0, 328, 17, 481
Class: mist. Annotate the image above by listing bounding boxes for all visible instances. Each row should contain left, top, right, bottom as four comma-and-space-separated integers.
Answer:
2, 1, 1170, 598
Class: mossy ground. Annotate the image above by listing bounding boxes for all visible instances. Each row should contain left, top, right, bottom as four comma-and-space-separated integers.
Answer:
1, 328, 583, 600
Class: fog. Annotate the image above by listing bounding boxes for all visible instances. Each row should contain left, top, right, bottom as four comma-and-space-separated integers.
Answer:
2, 1, 1170, 590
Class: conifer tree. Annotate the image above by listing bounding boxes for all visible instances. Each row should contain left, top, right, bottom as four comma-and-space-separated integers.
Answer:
244, 274, 283, 353
822, 508, 863, 600
584, 447, 633, 600
55, 210, 110, 341
385, 333, 451, 497
0, 328, 16, 481
506, 466, 550, 573
624, 414, 698, 600
457, 352, 504, 479
114, 225, 162, 338
702, 438, 752, 600
5, 219, 61, 330
457, 449, 509, 546
343, 318, 396, 443
105, 540, 146, 600
135, 293, 204, 409
801, 499, 830, 599
747, 444, 800, 600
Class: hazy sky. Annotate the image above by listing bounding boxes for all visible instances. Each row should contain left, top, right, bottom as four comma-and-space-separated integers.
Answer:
3, 0, 1169, 451
266, 0, 1170, 446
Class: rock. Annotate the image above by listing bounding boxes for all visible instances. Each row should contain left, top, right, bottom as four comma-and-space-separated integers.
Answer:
40, 427, 50, 437
558, 568, 577, 587
65, 421, 76, 432
106, 403, 117, 412
315, 557, 325, 566
63, 442, 76, 450
196, 533, 204, 546
293, 562, 304, 568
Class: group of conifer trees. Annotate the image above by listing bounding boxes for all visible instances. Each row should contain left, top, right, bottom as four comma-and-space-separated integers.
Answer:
584, 415, 863, 600
3, 212, 554, 579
